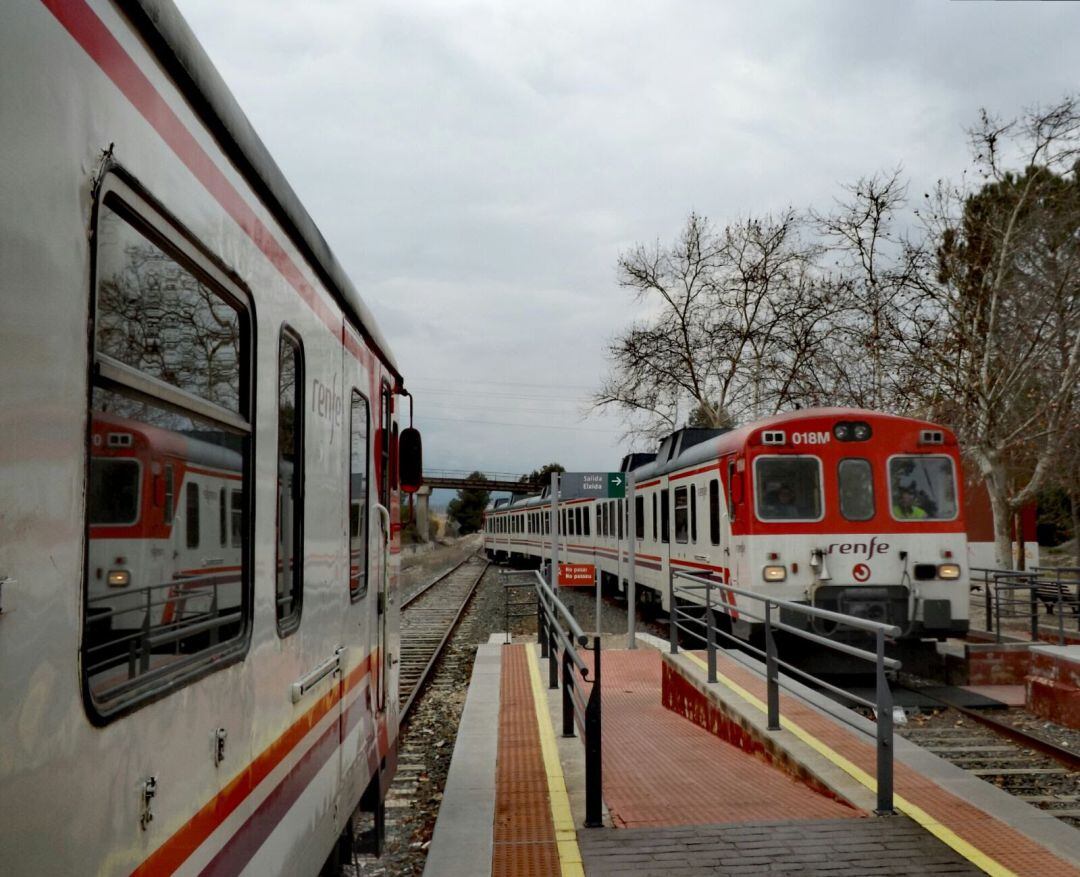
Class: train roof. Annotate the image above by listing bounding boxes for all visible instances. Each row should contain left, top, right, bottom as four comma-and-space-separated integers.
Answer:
122, 0, 400, 381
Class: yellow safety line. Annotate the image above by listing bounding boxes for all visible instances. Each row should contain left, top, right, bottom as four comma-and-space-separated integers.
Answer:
681, 651, 1016, 877
524, 645, 586, 877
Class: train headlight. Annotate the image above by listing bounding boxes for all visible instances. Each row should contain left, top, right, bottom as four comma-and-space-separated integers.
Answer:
937, 563, 961, 580
833, 423, 851, 441
852, 422, 872, 441
107, 569, 131, 588
762, 565, 787, 582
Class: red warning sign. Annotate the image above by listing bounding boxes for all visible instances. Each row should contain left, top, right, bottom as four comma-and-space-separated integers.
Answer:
558, 563, 596, 587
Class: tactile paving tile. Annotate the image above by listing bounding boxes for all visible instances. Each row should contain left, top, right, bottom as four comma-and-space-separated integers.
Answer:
595, 649, 861, 828
702, 649, 1080, 877
491, 645, 560, 876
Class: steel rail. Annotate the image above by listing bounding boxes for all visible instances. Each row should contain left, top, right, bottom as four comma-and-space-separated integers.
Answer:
399, 555, 489, 720
903, 685, 1080, 772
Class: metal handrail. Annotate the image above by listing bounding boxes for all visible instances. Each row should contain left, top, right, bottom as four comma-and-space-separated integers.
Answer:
668, 568, 898, 815
971, 566, 1080, 645
533, 568, 603, 828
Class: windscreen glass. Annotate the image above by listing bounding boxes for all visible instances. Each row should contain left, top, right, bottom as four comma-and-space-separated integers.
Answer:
889, 456, 957, 520
754, 457, 822, 520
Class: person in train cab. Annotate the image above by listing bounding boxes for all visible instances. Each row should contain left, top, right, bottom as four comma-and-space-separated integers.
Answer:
765, 484, 800, 518
893, 486, 928, 519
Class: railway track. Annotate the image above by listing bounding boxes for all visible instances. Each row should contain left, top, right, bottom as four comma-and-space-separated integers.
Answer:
898, 697, 1080, 828
398, 554, 489, 718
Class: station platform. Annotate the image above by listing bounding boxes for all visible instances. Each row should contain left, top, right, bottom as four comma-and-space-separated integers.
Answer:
423, 635, 1080, 877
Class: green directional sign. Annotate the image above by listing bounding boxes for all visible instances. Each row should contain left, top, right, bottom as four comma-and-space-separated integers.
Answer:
561, 471, 625, 498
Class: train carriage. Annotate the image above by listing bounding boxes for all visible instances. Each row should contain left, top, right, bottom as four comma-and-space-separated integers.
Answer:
0, 1, 420, 873
484, 408, 970, 644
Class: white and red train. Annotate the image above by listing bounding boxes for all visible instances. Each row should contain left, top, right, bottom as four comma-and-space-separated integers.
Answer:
0, 2, 420, 874
485, 409, 971, 642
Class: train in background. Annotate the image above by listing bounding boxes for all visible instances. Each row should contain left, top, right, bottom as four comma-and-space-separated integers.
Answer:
0, 1, 422, 874
484, 408, 971, 644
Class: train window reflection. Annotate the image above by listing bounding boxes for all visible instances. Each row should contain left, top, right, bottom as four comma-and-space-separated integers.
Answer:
839, 458, 875, 521
889, 456, 956, 520
84, 188, 250, 721
754, 457, 822, 521
88, 458, 140, 525
276, 330, 304, 633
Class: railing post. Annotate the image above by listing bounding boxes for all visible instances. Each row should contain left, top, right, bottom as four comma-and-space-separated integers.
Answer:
538, 587, 548, 659
548, 620, 559, 690
705, 580, 717, 684
140, 588, 152, 674
1030, 580, 1039, 642
984, 571, 993, 633
668, 568, 678, 654
874, 629, 894, 815
1057, 576, 1065, 646
584, 637, 603, 828
994, 577, 1002, 644
765, 600, 780, 731
561, 647, 575, 738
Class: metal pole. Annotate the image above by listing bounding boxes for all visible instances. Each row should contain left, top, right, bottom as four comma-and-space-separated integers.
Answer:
995, 577, 1002, 644
984, 571, 993, 633
584, 636, 603, 827
627, 473, 637, 649
548, 619, 559, 690
1030, 581, 1039, 642
550, 471, 560, 595
1057, 578, 1065, 647
595, 549, 602, 640
561, 647, 575, 738
668, 567, 677, 654
538, 583, 547, 658
705, 580, 716, 684
875, 630, 895, 815
765, 600, 779, 731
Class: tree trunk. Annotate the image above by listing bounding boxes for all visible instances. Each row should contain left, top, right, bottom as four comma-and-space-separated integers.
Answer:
983, 460, 1014, 570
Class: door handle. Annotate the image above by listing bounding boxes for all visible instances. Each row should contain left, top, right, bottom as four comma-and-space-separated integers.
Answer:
290, 650, 341, 703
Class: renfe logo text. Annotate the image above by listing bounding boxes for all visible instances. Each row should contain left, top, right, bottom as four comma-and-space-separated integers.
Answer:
826, 537, 890, 559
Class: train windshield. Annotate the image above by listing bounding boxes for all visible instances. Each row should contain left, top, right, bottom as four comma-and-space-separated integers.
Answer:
754, 457, 822, 520
87, 458, 140, 525
889, 456, 957, 520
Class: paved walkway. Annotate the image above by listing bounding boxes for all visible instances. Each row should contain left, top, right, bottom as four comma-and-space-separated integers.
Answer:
597, 649, 860, 827
578, 817, 981, 876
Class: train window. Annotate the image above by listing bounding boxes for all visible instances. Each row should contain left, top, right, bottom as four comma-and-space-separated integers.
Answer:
709, 479, 721, 545
889, 456, 957, 520
186, 483, 200, 548
379, 382, 392, 508
652, 494, 657, 541
839, 459, 875, 521
584, 506, 591, 536
754, 457, 823, 521
231, 489, 242, 547
84, 183, 251, 720
635, 496, 644, 540
726, 459, 737, 521
219, 487, 227, 546
690, 485, 698, 543
618, 499, 624, 540
661, 489, 670, 543
88, 459, 140, 525
350, 391, 370, 600
674, 487, 689, 543
276, 330, 304, 635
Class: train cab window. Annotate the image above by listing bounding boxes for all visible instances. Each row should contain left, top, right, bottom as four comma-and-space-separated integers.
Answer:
186, 483, 200, 548
350, 391, 370, 600
635, 496, 644, 540
889, 456, 957, 520
84, 182, 251, 720
661, 489, 670, 543
754, 457, 822, 521
839, 458, 875, 521
674, 487, 689, 543
276, 330, 304, 635
709, 479, 721, 545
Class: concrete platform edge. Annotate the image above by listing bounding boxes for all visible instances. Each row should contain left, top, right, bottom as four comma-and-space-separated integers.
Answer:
421, 642, 501, 877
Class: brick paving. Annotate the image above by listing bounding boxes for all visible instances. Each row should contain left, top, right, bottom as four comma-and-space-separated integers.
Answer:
596, 649, 861, 827
695, 649, 1080, 877
492, 645, 559, 877
578, 817, 982, 876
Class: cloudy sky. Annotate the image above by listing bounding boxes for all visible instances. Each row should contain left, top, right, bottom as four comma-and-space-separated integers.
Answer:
176, 0, 1078, 495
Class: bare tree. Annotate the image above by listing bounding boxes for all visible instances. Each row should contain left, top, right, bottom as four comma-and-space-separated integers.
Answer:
910, 97, 1080, 566
595, 211, 839, 439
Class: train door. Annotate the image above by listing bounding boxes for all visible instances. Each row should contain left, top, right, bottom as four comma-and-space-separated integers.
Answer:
376, 380, 393, 713
723, 455, 747, 588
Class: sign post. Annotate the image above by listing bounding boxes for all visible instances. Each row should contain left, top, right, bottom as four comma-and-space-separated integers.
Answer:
550, 471, 560, 592
627, 473, 636, 649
